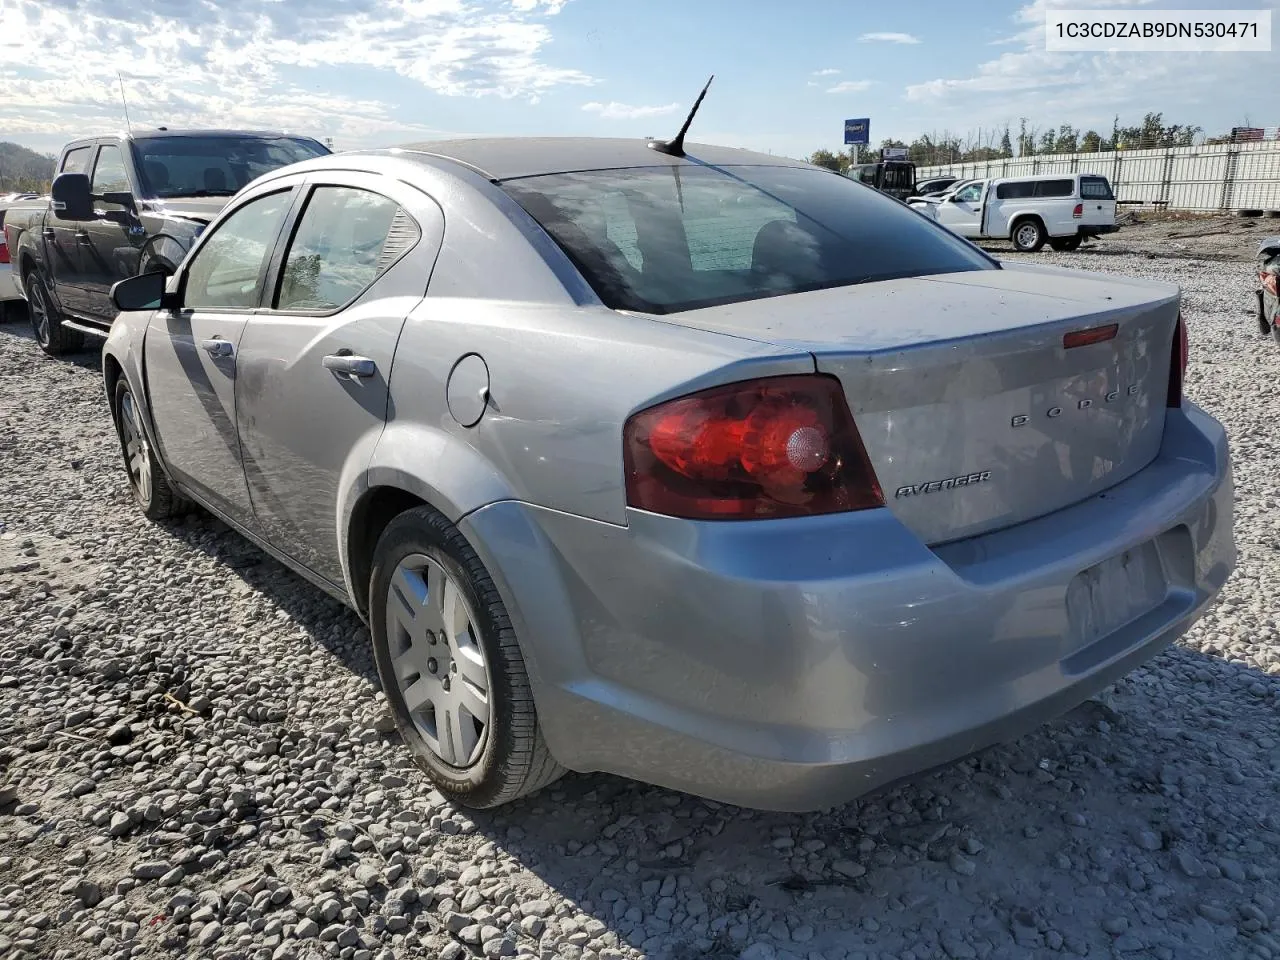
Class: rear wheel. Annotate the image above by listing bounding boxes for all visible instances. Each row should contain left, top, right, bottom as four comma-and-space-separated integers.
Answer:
1049, 235, 1083, 252
1011, 218, 1046, 253
26, 269, 84, 357
113, 378, 192, 520
369, 506, 564, 808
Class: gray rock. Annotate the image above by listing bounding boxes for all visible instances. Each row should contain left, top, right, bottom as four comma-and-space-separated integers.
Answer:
295, 919, 320, 939
197, 922, 224, 946
741, 944, 778, 960
1197, 903, 1233, 925
832, 860, 866, 879
521, 900, 553, 919
949, 852, 976, 876
1175, 851, 1206, 878
441, 943, 467, 960
131, 861, 170, 880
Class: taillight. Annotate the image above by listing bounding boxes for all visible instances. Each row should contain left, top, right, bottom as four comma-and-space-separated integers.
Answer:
623, 374, 884, 520
0, 238, 8, 265
1072, 203, 1083, 218
1167, 313, 1188, 407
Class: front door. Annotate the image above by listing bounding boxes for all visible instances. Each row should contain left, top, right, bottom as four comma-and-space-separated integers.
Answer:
936, 180, 985, 237
235, 176, 443, 584
144, 187, 297, 525
82, 144, 147, 324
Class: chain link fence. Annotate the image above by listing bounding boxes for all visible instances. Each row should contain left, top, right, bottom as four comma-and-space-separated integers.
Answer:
914, 131, 1280, 213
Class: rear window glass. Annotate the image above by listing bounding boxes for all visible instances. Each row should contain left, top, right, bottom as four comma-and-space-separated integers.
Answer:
1080, 177, 1114, 200
502, 164, 995, 314
1035, 179, 1075, 198
995, 181, 1035, 200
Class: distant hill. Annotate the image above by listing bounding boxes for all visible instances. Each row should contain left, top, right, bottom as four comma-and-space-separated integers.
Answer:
0, 142, 57, 193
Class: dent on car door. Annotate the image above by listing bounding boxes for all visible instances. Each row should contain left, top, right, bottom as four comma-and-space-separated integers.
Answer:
144, 187, 296, 525
82, 144, 145, 323
235, 179, 442, 585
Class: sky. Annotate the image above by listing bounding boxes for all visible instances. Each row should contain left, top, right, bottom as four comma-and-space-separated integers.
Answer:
1, 0, 1277, 161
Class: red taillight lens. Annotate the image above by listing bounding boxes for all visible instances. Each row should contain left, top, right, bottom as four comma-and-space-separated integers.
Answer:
0, 240, 8, 265
623, 374, 884, 520
1167, 313, 1188, 407
1072, 203, 1083, 218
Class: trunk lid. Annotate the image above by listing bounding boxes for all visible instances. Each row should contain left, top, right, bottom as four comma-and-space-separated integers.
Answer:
664, 262, 1180, 544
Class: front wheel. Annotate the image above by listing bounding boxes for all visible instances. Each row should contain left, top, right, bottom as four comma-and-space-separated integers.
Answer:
369, 506, 564, 809
1011, 219, 1046, 252
113, 378, 192, 520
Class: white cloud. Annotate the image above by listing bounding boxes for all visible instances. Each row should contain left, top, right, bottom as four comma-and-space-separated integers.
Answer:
904, 0, 1280, 136
812, 68, 841, 76
581, 101, 681, 121
0, 0, 592, 147
827, 80, 874, 95
858, 32, 922, 45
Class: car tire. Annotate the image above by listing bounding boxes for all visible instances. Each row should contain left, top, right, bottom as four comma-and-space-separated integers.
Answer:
26, 269, 84, 357
1049, 236, 1083, 252
1258, 290, 1273, 336
369, 506, 565, 809
1011, 218, 1046, 252
113, 377, 193, 520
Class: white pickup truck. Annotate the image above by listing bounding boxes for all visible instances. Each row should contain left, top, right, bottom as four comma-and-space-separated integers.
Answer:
910, 173, 1118, 252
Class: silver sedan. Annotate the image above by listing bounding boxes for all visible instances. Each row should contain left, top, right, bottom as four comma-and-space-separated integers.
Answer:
101, 138, 1235, 810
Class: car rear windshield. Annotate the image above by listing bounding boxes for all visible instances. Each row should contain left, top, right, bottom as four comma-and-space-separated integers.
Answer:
1080, 176, 1114, 200
131, 136, 330, 199
501, 164, 996, 314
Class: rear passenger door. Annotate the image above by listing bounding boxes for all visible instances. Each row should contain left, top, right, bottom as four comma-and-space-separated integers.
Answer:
47, 144, 95, 315
235, 175, 444, 585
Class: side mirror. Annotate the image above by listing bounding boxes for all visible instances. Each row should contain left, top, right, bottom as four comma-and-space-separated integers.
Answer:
111, 271, 175, 312
100, 190, 136, 211
51, 173, 93, 221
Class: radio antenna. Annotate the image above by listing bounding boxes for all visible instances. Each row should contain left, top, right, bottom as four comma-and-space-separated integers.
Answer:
117, 72, 133, 133
648, 75, 714, 158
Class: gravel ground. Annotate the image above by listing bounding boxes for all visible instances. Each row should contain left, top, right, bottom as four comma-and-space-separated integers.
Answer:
2, 241, 1280, 960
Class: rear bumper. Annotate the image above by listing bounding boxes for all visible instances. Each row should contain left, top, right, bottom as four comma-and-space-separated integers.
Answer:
462, 403, 1234, 811
0, 264, 18, 302
1079, 224, 1120, 237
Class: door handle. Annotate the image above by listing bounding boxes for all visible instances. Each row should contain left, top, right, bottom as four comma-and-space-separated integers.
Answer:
75, 231, 92, 245
41, 228, 56, 241
199, 337, 234, 358
323, 353, 376, 378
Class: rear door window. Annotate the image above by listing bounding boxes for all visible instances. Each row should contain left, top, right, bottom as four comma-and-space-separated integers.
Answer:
274, 186, 418, 312
995, 181, 1035, 199
61, 147, 94, 175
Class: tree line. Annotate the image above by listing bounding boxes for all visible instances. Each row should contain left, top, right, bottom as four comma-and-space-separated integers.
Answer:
810, 112, 1217, 172
0, 141, 56, 193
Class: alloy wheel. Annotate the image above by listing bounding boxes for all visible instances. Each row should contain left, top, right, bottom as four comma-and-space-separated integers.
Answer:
385, 553, 492, 768
28, 281, 50, 345
119, 389, 152, 506
1016, 224, 1039, 249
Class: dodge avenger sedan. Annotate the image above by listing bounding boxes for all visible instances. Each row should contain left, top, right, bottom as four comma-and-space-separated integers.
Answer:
100, 136, 1235, 811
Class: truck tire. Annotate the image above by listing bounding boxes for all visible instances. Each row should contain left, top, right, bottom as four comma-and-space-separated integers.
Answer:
26, 268, 84, 357
1049, 236, 1083, 252
1011, 218, 1046, 253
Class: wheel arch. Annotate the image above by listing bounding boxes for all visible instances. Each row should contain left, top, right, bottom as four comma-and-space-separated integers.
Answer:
1008, 212, 1046, 237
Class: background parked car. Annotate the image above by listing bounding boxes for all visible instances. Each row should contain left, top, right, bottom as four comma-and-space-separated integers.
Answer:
913, 173, 1118, 252
102, 137, 1231, 812
2, 128, 330, 355
0, 199, 24, 321
1257, 235, 1280, 346
913, 176, 961, 198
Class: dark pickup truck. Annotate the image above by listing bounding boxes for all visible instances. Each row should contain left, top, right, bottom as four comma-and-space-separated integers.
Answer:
3, 128, 329, 355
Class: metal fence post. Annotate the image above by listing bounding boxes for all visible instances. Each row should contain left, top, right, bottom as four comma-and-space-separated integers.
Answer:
1220, 148, 1239, 212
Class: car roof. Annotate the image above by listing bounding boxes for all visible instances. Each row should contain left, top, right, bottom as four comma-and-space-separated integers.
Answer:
392, 137, 812, 181
63, 129, 323, 149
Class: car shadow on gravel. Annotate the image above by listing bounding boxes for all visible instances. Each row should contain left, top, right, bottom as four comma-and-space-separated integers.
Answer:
0, 319, 107, 374
135, 495, 1280, 960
